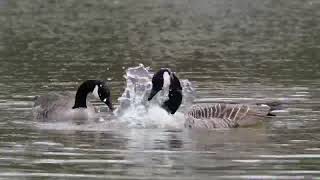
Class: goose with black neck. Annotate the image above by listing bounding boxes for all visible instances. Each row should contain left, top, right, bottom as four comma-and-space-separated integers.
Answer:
147, 68, 183, 114
148, 69, 282, 129
33, 80, 113, 122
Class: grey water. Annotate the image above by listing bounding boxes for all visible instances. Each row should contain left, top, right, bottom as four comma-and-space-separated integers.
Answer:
0, 0, 320, 179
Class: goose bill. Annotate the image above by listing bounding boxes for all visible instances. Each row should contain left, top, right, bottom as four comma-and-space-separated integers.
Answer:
148, 89, 159, 101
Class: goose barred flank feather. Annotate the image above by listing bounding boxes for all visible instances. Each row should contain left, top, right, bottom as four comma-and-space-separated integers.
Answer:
184, 103, 271, 128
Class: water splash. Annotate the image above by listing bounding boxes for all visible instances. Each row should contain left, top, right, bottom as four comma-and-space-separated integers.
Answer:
114, 64, 195, 128
34, 64, 196, 130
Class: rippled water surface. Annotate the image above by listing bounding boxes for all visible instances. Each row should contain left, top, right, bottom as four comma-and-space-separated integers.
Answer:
0, 0, 320, 179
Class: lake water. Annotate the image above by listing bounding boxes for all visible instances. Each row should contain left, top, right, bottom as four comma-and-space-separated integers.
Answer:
0, 0, 320, 179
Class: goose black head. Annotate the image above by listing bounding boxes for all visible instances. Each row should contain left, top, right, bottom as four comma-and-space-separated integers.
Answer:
147, 68, 171, 101
92, 80, 114, 111
73, 80, 114, 111
148, 68, 182, 114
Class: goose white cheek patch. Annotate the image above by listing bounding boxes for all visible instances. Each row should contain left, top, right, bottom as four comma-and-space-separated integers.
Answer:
92, 85, 99, 99
103, 98, 107, 102
163, 72, 171, 89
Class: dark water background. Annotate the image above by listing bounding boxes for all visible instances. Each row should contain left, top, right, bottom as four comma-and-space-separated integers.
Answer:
0, 0, 320, 179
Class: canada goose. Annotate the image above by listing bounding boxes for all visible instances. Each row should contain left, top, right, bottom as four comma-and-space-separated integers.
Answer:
148, 69, 279, 128
147, 68, 182, 114
33, 80, 113, 122
184, 103, 276, 128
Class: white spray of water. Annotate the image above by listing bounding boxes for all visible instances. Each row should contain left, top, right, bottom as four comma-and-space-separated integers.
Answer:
114, 64, 195, 129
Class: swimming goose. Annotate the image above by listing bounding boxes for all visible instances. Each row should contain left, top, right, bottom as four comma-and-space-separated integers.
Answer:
147, 68, 182, 114
33, 80, 113, 122
148, 69, 278, 128
184, 103, 275, 128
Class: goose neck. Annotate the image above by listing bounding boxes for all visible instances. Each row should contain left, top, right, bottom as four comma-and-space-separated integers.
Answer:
72, 80, 97, 109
